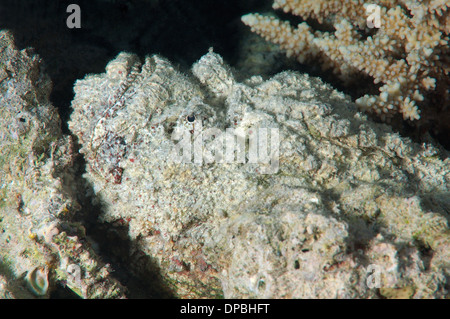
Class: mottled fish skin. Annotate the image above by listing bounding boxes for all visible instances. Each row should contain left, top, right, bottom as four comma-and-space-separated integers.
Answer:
69, 50, 450, 299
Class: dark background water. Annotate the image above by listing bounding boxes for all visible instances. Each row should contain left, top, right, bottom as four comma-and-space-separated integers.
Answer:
0, 0, 268, 132
0, 0, 448, 148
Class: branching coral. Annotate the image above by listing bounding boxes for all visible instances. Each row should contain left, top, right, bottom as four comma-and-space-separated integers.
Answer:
242, 0, 449, 123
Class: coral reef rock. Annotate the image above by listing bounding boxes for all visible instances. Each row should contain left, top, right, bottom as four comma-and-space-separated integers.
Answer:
0, 30, 125, 298
69, 49, 450, 298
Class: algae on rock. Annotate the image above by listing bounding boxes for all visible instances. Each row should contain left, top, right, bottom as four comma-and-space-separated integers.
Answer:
0, 30, 125, 298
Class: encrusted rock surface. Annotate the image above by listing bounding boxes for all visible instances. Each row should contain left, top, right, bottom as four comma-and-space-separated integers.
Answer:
69, 49, 450, 298
0, 30, 125, 298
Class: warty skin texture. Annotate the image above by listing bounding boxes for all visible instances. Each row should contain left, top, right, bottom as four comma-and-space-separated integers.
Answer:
69, 50, 449, 298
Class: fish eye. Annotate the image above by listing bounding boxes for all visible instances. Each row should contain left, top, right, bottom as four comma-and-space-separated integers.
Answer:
187, 114, 195, 122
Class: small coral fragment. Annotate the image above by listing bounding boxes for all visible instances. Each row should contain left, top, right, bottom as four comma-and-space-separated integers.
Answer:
26, 267, 49, 297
